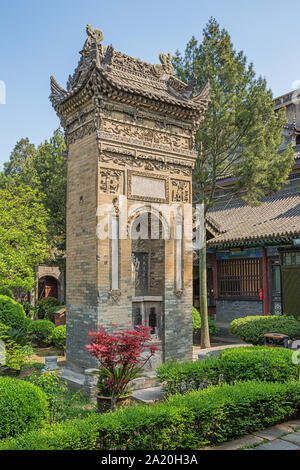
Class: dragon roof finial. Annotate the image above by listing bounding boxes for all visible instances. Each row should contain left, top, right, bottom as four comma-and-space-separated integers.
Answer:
86, 24, 104, 44
81, 24, 104, 55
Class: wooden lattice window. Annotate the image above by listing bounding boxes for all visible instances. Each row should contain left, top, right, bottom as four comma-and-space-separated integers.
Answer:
217, 258, 262, 299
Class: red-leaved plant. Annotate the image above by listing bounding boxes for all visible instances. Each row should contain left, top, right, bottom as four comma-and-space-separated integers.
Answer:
86, 324, 159, 411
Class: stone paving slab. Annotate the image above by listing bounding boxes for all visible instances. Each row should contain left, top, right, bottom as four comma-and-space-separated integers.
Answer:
285, 420, 300, 430
255, 439, 300, 451
281, 432, 300, 445
210, 435, 264, 450
254, 424, 294, 441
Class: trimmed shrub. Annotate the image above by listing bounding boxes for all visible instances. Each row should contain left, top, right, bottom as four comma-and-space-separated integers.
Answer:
51, 325, 66, 351
193, 307, 219, 335
0, 377, 49, 438
156, 358, 221, 394
1, 380, 300, 450
157, 346, 300, 394
230, 315, 300, 345
0, 295, 27, 330
27, 320, 55, 346
0, 287, 14, 299
219, 346, 300, 383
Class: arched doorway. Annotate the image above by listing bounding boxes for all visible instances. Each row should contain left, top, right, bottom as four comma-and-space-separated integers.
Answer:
131, 210, 165, 342
38, 276, 59, 301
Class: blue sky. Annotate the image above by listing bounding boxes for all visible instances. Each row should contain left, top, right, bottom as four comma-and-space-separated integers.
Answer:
0, 0, 299, 167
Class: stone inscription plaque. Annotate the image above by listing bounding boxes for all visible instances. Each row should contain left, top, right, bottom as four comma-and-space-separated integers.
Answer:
128, 171, 168, 203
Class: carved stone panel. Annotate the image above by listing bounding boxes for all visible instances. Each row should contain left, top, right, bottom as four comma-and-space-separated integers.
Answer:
128, 171, 169, 203
171, 179, 191, 203
100, 168, 123, 194
102, 119, 190, 150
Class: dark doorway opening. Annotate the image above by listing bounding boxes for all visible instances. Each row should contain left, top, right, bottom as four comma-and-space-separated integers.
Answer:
38, 276, 58, 301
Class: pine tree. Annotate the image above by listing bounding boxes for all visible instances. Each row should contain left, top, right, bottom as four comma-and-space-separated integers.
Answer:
173, 18, 294, 348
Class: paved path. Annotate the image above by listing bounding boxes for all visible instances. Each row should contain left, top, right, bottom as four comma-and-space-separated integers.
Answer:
206, 420, 300, 450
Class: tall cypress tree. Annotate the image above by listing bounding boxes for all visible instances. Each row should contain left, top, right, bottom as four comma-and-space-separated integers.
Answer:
173, 18, 294, 348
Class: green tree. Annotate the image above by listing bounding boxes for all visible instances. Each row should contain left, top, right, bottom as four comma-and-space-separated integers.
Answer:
173, 18, 294, 348
0, 185, 50, 293
23, 129, 67, 252
3, 138, 37, 176
1, 130, 67, 254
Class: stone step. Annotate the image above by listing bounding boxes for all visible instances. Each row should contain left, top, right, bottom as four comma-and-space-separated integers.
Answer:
132, 386, 163, 404
58, 367, 159, 396
58, 367, 85, 392
131, 371, 159, 391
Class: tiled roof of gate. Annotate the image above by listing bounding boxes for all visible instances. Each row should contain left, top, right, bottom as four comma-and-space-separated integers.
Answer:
207, 187, 300, 247
50, 26, 210, 113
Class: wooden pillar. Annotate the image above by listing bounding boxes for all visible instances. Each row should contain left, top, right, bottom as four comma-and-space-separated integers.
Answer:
262, 247, 269, 316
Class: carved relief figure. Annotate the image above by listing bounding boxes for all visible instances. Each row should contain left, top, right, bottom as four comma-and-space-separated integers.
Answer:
100, 169, 123, 194
171, 180, 190, 203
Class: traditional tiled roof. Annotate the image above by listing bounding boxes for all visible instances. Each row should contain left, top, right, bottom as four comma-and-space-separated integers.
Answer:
207, 185, 300, 247
50, 25, 209, 116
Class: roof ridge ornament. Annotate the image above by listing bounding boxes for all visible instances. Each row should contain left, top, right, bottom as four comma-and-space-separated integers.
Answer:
154, 52, 175, 76
81, 23, 104, 55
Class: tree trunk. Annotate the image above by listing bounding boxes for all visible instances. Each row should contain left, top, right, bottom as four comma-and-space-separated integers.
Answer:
199, 217, 211, 349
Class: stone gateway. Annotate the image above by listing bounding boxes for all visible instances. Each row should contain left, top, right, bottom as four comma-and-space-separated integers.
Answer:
50, 25, 209, 373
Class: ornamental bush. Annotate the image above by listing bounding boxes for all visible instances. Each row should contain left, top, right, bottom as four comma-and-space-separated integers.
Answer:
27, 320, 55, 346
193, 307, 219, 335
51, 325, 66, 351
0, 377, 49, 439
156, 346, 300, 394
0, 295, 27, 330
36, 297, 60, 320
1, 380, 300, 450
156, 357, 221, 394
219, 346, 300, 383
230, 315, 300, 345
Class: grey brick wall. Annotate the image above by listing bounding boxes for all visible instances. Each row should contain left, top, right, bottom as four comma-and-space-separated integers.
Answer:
216, 299, 263, 325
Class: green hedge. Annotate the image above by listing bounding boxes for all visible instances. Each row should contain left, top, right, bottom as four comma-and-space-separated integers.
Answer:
230, 315, 300, 345
0, 296, 27, 330
51, 325, 66, 351
27, 320, 55, 346
219, 346, 300, 383
1, 381, 300, 450
157, 357, 221, 394
0, 377, 49, 439
156, 346, 300, 394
